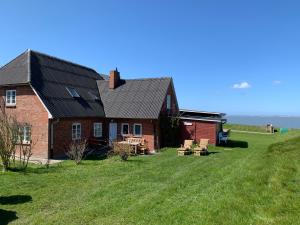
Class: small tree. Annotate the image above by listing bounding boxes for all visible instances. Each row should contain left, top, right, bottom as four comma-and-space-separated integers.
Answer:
0, 109, 19, 172
16, 123, 35, 170
111, 142, 132, 161
160, 114, 181, 147
65, 139, 87, 164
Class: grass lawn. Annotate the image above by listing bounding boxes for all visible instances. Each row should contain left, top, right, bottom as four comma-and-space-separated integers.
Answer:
224, 123, 271, 133
1, 130, 300, 225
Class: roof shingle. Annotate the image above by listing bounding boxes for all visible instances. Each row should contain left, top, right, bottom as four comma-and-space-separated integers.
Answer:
0, 50, 105, 118
97, 78, 172, 119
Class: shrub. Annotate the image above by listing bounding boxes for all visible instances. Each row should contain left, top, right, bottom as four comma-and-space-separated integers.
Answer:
65, 139, 87, 164
0, 108, 34, 172
111, 142, 132, 161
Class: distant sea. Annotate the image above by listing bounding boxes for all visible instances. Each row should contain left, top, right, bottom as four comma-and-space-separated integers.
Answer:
226, 115, 300, 129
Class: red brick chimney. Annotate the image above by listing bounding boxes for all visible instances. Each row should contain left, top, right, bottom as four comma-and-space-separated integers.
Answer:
109, 68, 120, 89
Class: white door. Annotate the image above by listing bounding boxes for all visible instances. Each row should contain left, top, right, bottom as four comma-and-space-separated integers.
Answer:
109, 123, 117, 145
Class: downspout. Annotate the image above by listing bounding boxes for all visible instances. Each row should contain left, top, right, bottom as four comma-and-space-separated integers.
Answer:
50, 118, 60, 158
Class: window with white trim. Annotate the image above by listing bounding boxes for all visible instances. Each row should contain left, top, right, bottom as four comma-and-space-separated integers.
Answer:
72, 123, 81, 140
166, 94, 171, 110
121, 123, 129, 136
94, 123, 102, 137
23, 126, 31, 143
6, 90, 16, 106
133, 124, 142, 137
17, 125, 31, 144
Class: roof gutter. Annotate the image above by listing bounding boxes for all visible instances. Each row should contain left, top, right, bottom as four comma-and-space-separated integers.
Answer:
180, 116, 227, 123
180, 109, 226, 117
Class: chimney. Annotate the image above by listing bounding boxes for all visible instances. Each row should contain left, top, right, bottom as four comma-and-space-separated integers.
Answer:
109, 68, 120, 89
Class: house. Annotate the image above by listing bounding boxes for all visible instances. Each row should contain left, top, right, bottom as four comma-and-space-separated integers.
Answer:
179, 109, 227, 145
0, 50, 178, 158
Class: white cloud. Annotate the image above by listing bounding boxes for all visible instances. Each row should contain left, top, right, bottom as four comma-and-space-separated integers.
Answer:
273, 80, 281, 85
232, 81, 251, 89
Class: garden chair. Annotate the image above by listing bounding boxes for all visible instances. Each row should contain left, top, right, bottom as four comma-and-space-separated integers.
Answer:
177, 140, 193, 156
193, 139, 209, 156
139, 139, 148, 155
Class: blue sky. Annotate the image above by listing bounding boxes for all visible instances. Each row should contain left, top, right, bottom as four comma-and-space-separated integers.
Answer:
0, 0, 299, 116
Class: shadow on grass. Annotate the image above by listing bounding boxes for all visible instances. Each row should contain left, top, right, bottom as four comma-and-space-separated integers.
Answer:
0, 195, 32, 225
220, 140, 249, 148
0, 195, 32, 205
8, 164, 64, 175
84, 153, 108, 161
208, 151, 220, 155
0, 209, 18, 225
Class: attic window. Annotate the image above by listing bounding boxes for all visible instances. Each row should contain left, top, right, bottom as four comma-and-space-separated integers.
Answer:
66, 87, 80, 98
88, 91, 99, 100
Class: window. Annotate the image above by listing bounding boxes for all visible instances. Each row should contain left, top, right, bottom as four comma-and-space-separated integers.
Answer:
66, 87, 80, 98
23, 126, 31, 143
121, 123, 129, 136
133, 124, 142, 137
72, 123, 81, 140
6, 90, 16, 106
94, 123, 102, 137
166, 94, 172, 110
17, 125, 31, 144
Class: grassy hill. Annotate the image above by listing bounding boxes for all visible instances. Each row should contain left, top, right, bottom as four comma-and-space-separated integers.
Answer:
1, 130, 300, 225
224, 123, 270, 133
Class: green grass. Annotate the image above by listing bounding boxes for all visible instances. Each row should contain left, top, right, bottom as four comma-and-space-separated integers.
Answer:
1, 130, 300, 225
224, 123, 271, 133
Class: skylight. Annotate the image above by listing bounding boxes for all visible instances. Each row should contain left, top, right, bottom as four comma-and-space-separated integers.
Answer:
66, 87, 80, 98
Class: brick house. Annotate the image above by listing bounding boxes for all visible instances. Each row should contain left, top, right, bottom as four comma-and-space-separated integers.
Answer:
0, 50, 179, 158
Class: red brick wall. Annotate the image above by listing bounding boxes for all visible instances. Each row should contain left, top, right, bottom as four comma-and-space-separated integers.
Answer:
106, 119, 159, 151
0, 85, 49, 158
52, 117, 106, 157
180, 120, 220, 145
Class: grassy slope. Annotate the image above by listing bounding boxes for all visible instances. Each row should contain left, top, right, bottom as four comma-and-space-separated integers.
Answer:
224, 123, 269, 133
1, 130, 300, 225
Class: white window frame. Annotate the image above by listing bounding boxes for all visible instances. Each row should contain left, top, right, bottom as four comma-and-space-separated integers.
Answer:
6, 90, 16, 106
93, 122, 102, 137
166, 94, 171, 110
23, 126, 31, 144
121, 123, 129, 136
72, 123, 81, 140
17, 125, 31, 144
133, 123, 142, 137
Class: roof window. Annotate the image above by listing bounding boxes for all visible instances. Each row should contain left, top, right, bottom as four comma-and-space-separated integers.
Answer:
66, 87, 80, 98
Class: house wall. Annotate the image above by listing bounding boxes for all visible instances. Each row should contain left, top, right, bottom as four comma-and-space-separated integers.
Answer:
51, 117, 106, 158
0, 85, 49, 158
180, 120, 221, 145
52, 118, 159, 158
107, 119, 159, 151
160, 83, 179, 115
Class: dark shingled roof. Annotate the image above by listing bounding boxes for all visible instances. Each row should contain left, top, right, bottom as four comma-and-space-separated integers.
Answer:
0, 51, 30, 85
97, 78, 172, 119
0, 50, 105, 118
0, 50, 174, 119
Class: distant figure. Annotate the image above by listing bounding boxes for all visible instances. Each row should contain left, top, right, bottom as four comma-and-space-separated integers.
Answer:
266, 123, 274, 133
